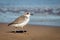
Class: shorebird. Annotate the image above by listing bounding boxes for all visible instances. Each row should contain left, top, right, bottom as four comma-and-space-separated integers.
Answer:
8, 12, 33, 32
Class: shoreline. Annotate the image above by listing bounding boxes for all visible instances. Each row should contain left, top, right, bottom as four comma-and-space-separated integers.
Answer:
0, 23, 60, 27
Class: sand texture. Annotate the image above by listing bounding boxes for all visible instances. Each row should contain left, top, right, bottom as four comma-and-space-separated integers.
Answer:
0, 23, 60, 40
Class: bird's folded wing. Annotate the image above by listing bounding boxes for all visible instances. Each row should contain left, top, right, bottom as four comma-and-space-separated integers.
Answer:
8, 15, 26, 25
12, 15, 26, 24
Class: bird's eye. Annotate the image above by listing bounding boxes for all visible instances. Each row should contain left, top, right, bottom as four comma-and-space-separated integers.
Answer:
27, 13, 29, 14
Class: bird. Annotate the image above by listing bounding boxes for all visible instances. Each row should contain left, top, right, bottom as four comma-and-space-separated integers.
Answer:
8, 12, 33, 32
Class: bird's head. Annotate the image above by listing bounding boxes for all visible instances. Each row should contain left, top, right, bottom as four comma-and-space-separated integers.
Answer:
24, 12, 33, 17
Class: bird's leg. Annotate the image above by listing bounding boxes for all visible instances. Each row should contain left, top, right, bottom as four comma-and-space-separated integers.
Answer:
22, 27, 24, 32
14, 27, 17, 33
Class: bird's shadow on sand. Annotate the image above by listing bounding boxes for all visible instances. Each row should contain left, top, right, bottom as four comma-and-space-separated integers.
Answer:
8, 30, 27, 33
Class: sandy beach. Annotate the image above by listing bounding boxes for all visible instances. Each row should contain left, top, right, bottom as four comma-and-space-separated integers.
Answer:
0, 23, 60, 40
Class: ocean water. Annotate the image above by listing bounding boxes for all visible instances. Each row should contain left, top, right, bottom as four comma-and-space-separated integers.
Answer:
30, 14, 60, 26
0, 12, 60, 26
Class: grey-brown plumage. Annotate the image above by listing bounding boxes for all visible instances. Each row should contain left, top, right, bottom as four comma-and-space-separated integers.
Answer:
8, 15, 28, 26
8, 12, 31, 32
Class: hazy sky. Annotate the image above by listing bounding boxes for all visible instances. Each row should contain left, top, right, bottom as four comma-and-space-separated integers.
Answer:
0, 0, 60, 7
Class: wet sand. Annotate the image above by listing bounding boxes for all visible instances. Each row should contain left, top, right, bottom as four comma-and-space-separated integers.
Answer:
0, 23, 60, 40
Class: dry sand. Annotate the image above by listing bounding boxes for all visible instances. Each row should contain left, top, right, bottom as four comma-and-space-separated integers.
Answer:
0, 23, 60, 40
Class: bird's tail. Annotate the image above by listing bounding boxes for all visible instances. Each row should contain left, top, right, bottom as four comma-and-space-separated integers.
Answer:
8, 23, 18, 26
8, 23, 12, 26
8, 24, 11, 26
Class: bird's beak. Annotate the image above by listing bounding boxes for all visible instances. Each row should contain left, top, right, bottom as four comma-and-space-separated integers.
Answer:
30, 14, 33, 15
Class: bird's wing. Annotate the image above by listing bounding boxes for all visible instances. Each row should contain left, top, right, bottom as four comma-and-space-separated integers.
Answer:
8, 15, 27, 26
12, 15, 26, 23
